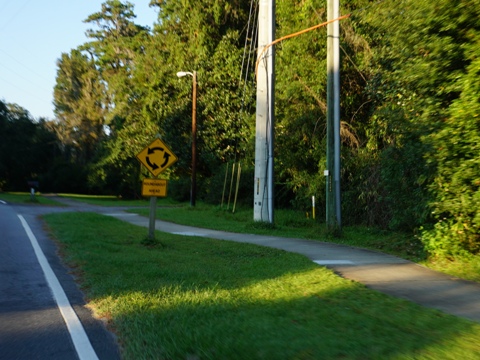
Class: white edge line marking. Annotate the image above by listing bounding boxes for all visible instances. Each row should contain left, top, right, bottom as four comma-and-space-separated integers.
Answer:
314, 260, 354, 265
18, 215, 99, 360
0, 200, 6, 204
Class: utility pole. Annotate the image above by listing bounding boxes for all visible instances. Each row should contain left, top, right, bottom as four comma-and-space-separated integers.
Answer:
254, 0, 275, 223
176, 70, 197, 207
191, 71, 197, 207
326, 0, 342, 231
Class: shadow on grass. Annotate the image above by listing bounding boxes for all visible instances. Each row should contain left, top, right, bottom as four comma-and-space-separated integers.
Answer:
113, 285, 480, 360
43, 212, 480, 360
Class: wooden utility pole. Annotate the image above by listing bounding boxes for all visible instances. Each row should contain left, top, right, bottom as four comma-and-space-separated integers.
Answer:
191, 71, 197, 207
254, 0, 275, 223
326, 0, 342, 231
176, 70, 197, 207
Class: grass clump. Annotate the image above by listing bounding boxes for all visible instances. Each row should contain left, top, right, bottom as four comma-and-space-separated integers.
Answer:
140, 236, 164, 248
44, 212, 480, 359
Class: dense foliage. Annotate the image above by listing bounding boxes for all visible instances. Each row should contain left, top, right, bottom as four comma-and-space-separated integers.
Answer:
0, 101, 61, 192
2, 0, 480, 257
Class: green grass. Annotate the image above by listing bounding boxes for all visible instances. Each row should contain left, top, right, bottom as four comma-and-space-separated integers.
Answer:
425, 255, 480, 282
44, 212, 480, 359
0, 192, 65, 205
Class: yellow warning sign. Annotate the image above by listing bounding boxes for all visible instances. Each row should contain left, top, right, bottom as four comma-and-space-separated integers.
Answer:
142, 179, 167, 197
136, 138, 178, 177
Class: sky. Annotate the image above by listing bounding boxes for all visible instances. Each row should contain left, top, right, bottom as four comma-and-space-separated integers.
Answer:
0, 0, 158, 120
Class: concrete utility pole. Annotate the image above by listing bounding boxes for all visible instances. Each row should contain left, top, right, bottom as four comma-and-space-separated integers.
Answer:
326, 0, 342, 231
254, 0, 275, 223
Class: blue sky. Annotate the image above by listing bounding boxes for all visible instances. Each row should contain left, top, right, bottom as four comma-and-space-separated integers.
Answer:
0, 0, 158, 120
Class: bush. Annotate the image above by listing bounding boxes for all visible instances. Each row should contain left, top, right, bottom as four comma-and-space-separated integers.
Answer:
168, 177, 191, 203
421, 219, 478, 258
200, 162, 254, 207
424, 55, 480, 257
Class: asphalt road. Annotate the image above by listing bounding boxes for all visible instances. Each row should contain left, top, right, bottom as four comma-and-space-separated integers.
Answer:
0, 202, 120, 360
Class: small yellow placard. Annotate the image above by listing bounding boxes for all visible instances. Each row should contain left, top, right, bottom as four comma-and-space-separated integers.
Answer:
142, 179, 167, 197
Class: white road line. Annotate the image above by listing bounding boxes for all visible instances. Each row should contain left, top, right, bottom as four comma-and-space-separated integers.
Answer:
18, 215, 99, 360
0, 200, 7, 204
314, 260, 354, 265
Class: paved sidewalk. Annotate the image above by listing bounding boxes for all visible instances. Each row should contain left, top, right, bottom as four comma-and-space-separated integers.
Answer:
44, 197, 480, 323
104, 211, 480, 323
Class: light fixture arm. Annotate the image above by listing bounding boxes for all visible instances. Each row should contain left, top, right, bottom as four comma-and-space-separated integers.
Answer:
176, 71, 194, 78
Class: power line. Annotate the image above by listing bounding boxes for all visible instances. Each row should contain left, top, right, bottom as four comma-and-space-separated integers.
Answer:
0, 74, 50, 107
0, 0, 33, 33
0, 0, 10, 15
255, 14, 352, 76
0, 48, 53, 84
0, 57, 52, 93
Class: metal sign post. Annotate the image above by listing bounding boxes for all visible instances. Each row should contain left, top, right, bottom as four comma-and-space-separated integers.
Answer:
136, 138, 178, 241
148, 197, 157, 240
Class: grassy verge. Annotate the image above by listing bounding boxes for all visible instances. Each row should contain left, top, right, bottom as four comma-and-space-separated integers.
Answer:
0, 192, 64, 206
425, 256, 480, 282
44, 212, 480, 359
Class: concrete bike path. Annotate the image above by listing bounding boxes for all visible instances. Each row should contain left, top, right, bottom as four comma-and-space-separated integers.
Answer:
48, 197, 480, 323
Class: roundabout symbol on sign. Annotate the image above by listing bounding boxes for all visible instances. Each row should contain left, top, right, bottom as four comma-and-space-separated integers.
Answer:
136, 138, 178, 177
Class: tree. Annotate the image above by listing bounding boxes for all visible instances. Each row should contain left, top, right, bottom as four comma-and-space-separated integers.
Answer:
352, 0, 480, 230
83, 0, 150, 130
423, 45, 480, 256
0, 101, 59, 191
134, 0, 255, 199
273, 0, 368, 213
53, 50, 106, 166
80, 1, 155, 196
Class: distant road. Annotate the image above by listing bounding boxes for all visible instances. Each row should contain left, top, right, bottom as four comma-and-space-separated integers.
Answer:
0, 202, 120, 360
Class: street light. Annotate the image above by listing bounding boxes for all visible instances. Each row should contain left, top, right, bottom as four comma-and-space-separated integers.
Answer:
177, 70, 197, 207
